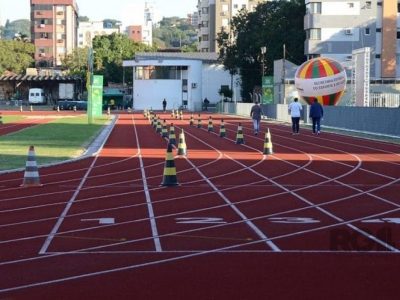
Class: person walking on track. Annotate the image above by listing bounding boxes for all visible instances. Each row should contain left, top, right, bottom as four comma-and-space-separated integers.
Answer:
309, 98, 324, 135
250, 101, 263, 135
162, 98, 167, 112
288, 97, 302, 135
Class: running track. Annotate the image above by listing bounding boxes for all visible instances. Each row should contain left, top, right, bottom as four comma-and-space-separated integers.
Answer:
0, 111, 399, 299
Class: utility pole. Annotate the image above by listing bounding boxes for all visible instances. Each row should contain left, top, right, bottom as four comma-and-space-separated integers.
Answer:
282, 44, 286, 104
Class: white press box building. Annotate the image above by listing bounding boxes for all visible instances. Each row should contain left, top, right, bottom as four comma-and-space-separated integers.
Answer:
123, 52, 240, 111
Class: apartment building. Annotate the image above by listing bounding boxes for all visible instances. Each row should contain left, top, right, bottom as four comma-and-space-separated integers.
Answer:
30, 0, 78, 67
197, 0, 264, 52
304, 0, 400, 79
125, 1, 154, 46
78, 21, 120, 48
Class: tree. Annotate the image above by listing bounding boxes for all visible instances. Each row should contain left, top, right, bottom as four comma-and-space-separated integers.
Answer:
0, 40, 34, 74
91, 33, 155, 85
217, 0, 306, 102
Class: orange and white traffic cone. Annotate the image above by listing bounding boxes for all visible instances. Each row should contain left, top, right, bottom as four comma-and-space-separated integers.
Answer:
21, 145, 42, 187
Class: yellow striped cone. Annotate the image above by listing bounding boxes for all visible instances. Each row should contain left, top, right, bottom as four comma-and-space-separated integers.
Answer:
161, 143, 179, 186
0, 113, 2, 125
57, 106, 60, 112
168, 123, 176, 145
197, 114, 202, 128
175, 110, 179, 119
107, 107, 111, 116
73, 105, 77, 112
21, 145, 42, 187
219, 119, 226, 137
179, 110, 183, 120
171, 110, 175, 118
189, 114, 194, 126
207, 116, 214, 132
263, 128, 274, 155
30, 105, 33, 112
143, 109, 147, 117
20, 105, 23, 112
235, 123, 245, 144
156, 119, 162, 133
161, 120, 168, 137
177, 129, 187, 156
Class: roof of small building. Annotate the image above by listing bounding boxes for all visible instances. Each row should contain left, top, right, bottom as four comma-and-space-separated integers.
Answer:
134, 52, 219, 63
0, 75, 82, 82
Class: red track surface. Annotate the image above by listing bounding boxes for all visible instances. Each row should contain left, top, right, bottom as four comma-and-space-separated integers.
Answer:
1, 111, 400, 299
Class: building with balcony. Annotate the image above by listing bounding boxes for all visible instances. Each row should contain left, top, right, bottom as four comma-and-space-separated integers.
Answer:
196, 0, 264, 52
30, 0, 78, 67
304, 0, 400, 79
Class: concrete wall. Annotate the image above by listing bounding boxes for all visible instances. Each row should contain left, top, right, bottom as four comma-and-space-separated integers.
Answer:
219, 102, 400, 137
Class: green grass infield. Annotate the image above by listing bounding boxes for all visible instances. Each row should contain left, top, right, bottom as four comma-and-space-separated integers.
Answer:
0, 115, 109, 170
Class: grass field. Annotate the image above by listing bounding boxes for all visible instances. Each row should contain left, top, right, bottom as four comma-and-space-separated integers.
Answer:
0, 115, 109, 170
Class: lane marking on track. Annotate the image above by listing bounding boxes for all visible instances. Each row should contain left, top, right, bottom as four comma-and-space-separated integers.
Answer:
219, 124, 400, 252
176, 217, 226, 224
81, 218, 115, 225
3, 206, 400, 294
172, 234, 253, 242
131, 115, 162, 252
177, 127, 281, 252
56, 236, 127, 242
38, 155, 101, 255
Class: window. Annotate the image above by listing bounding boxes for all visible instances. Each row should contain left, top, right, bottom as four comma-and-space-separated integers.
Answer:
365, 27, 370, 35
222, 19, 229, 27
202, 34, 209, 41
365, 1, 371, 9
375, 54, 381, 58
222, 4, 229, 12
348, 2, 354, 8
344, 28, 353, 35
397, 31, 400, 39
307, 28, 321, 40
202, 7, 208, 14
233, 4, 238, 9
376, 28, 381, 32
135, 66, 183, 80
201, 21, 208, 27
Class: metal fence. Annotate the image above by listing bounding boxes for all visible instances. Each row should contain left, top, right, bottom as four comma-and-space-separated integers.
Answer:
370, 93, 400, 108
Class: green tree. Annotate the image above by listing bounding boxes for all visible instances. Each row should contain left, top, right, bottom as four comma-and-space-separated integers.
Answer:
217, 0, 306, 101
91, 33, 155, 84
0, 40, 35, 74
62, 47, 89, 78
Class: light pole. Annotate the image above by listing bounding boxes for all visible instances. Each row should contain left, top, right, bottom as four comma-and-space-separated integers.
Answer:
260, 46, 266, 76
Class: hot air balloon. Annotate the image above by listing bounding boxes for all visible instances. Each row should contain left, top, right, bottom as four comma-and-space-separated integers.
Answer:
294, 57, 347, 106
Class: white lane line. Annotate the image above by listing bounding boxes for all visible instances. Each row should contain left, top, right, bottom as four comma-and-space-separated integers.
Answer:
131, 115, 162, 252
178, 126, 280, 252
38, 156, 100, 254
184, 156, 280, 252
2, 205, 400, 294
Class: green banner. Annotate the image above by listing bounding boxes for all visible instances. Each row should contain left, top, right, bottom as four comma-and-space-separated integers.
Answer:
87, 75, 103, 123
262, 76, 273, 104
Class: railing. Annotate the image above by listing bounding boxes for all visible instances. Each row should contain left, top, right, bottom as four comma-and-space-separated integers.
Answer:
370, 93, 400, 107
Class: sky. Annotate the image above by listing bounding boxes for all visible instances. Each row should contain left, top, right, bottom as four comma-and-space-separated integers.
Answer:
0, 0, 198, 26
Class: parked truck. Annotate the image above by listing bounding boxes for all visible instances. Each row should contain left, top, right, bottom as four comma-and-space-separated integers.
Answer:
58, 83, 74, 100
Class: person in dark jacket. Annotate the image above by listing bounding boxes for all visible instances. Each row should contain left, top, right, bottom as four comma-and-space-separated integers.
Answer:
250, 101, 263, 135
309, 98, 324, 135
162, 98, 167, 112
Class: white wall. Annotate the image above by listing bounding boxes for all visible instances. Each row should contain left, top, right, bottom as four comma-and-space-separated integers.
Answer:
201, 64, 232, 104
133, 80, 182, 110
321, 28, 360, 42
322, 2, 360, 15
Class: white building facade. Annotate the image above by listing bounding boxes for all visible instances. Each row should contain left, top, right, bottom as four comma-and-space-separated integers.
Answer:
304, 0, 400, 79
77, 21, 120, 48
123, 52, 240, 111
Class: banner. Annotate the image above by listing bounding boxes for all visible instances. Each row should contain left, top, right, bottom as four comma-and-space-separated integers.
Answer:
87, 75, 103, 123
262, 76, 274, 104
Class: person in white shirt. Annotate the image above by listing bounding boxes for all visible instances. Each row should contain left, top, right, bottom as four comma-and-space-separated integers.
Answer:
288, 98, 302, 135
